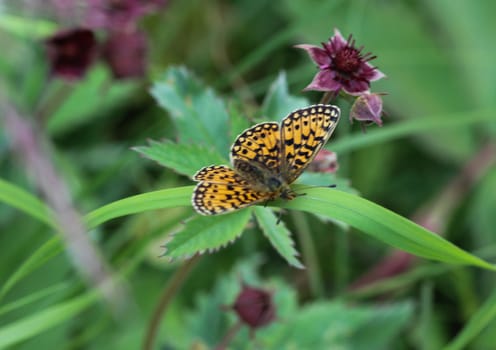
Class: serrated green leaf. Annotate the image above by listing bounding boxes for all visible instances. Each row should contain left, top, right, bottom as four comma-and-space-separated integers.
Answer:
277, 186, 496, 271
150, 67, 230, 156
0, 178, 56, 228
165, 210, 252, 259
133, 140, 227, 177
253, 207, 303, 269
261, 71, 309, 121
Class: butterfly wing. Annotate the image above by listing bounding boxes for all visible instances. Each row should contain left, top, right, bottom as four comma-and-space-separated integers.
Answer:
230, 122, 282, 185
192, 165, 272, 215
280, 104, 340, 184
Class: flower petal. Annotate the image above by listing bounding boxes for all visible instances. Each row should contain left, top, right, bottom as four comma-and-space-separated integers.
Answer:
364, 61, 386, 81
294, 44, 331, 67
343, 84, 370, 95
303, 70, 342, 92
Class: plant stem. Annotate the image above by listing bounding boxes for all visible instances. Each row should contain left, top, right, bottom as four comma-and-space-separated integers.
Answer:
291, 211, 324, 298
142, 255, 201, 350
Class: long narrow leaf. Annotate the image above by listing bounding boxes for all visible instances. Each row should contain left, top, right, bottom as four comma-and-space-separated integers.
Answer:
277, 186, 496, 271
84, 186, 192, 229
0, 178, 56, 228
0, 292, 97, 349
443, 287, 496, 350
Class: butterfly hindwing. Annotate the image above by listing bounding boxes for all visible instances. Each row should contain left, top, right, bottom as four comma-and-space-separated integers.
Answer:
192, 179, 272, 215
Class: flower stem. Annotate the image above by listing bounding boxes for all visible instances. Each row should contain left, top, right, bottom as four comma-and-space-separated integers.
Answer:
142, 255, 201, 350
215, 321, 243, 350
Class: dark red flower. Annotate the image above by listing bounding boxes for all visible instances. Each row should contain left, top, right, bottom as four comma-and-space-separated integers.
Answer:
350, 93, 385, 126
231, 283, 275, 329
45, 28, 97, 81
102, 29, 147, 79
296, 29, 385, 95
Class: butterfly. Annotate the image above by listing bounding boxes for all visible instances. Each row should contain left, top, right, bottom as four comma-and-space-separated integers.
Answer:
192, 104, 340, 215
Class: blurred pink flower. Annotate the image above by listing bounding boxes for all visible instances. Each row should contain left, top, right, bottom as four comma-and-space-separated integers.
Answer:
309, 149, 339, 173
296, 29, 385, 95
84, 0, 167, 29
102, 29, 147, 79
45, 28, 97, 80
350, 93, 385, 126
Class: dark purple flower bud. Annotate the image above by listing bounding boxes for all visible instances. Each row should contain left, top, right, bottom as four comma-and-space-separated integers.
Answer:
309, 149, 339, 173
44, 28, 97, 81
296, 29, 385, 96
350, 93, 385, 126
231, 284, 275, 329
102, 29, 147, 79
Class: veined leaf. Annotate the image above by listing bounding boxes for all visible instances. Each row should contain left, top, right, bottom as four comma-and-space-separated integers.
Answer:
150, 67, 230, 156
133, 140, 227, 177
165, 210, 252, 259
261, 71, 309, 121
254, 207, 303, 269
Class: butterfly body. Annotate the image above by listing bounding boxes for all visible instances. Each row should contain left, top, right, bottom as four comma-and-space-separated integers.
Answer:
192, 104, 340, 215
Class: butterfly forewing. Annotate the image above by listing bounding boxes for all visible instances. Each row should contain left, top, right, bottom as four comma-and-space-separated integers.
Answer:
230, 122, 281, 177
281, 105, 340, 184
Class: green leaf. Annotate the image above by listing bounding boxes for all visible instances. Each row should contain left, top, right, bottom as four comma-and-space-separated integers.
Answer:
298, 172, 358, 195
47, 67, 138, 136
276, 186, 496, 271
0, 14, 56, 39
133, 140, 227, 177
261, 71, 309, 122
0, 178, 56, 228
150, 67, 230, 156
253, 207, 304, 269
0, 237, 63, 302
0, 282, 70, 316
84, 186, 192, 229
350, 301, 414, 350
444, 287, 496, 350
0, 292, 97, 349
227, 105, 250, 143
165, 210, 252, 259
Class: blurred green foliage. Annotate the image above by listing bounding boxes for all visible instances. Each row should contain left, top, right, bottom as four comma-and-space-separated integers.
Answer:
1, 1, 496, 349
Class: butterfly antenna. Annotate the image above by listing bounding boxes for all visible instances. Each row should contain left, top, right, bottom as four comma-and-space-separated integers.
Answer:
294, 183, 337, 195
276, 209, 283, 224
